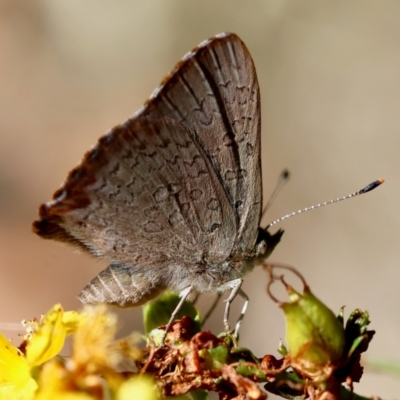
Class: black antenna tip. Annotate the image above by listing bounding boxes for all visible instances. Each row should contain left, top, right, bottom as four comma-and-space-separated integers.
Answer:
281, 169, 290, 180
360, 178, 385, 194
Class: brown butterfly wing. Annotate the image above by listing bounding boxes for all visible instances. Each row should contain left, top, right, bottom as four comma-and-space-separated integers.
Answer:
33, 117, 236, 267
33, 33, 262, 305
139, 33, 262, 254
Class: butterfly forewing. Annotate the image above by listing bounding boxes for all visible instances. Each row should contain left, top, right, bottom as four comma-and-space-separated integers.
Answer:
139, 33, 262, 254
33, 32, 263, 305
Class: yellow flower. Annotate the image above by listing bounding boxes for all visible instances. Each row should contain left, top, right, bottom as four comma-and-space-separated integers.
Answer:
0, 332, 37, 400
0, 304, 84, 400
68, 304, 141, 391
34, 359, 94, 400
0, 304, 142, 399
34, 304, 141, 398
72, 304, 119, 372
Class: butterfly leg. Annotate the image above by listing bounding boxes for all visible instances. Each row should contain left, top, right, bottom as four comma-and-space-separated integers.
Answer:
223, 279, 246, 335
162, 286, 193, 344
234, 288, 249, 337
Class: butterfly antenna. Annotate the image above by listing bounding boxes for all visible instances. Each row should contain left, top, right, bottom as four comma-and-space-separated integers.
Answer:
261, 169, 290, 219
266, 178, 384, 229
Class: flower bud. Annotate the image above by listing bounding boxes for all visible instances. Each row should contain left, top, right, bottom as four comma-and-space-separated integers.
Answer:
280, 284, 345, 379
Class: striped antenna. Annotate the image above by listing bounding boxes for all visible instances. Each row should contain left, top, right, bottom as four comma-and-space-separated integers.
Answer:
266, 178, 384, 229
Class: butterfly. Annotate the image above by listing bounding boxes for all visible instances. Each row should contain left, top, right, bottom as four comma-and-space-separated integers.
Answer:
32, 33, 283, 337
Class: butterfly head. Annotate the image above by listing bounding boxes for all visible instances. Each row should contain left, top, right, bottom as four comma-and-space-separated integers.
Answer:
255, 228, 284, 260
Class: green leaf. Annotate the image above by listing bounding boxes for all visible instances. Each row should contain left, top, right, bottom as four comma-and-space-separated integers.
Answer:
236, 364, 266, 380
143, 291, 200, 335
199, 346, 229, 370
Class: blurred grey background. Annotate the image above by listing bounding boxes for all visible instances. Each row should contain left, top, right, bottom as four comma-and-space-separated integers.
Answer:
0, 1, 398, 397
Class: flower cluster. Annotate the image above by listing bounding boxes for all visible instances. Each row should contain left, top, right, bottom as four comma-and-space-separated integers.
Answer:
0, 304, 156, 400
0, 281, 376, 400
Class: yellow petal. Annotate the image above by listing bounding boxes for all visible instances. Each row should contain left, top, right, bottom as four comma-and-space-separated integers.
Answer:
116, 375, 159, 400
73, 305, 119, 370
26, 304, 66, 367
62, 311, 84, 336
34, 360, 94, 400
0, 332, 37, 400
36, 391, 94, 400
